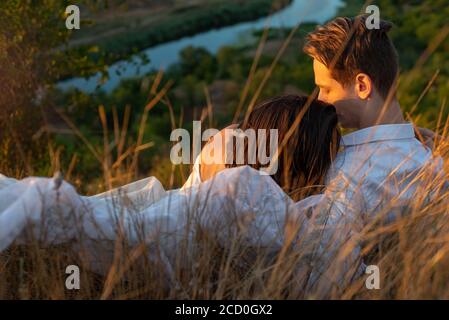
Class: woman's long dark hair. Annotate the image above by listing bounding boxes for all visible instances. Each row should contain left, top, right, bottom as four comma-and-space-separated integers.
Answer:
227, 95, 340, 201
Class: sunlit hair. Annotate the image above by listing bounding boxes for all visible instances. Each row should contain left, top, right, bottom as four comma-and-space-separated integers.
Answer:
303, 15, 399, 99
227, 95, 340, 201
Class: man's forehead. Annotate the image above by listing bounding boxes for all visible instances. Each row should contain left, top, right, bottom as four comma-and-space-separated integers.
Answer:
313, 59, 335, 85
313, 59, 331, 76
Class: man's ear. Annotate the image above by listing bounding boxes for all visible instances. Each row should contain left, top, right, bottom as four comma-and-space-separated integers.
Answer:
354, 73, 373, 100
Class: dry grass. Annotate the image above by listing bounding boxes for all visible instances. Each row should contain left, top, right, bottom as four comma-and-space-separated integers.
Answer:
1, 154, 449, 300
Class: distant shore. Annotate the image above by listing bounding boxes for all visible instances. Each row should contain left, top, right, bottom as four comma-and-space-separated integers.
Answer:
67, 0, 293, 67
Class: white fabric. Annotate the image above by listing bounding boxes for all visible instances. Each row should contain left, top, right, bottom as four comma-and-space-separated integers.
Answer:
1, 166, 352, 282
0, 174, 17, 189
0, 167, 301, 249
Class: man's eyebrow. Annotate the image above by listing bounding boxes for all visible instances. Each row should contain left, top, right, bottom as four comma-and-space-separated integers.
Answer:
315, 82, 329, 88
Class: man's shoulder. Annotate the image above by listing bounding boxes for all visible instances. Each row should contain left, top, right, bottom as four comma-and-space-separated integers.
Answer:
328, 137, 436, 183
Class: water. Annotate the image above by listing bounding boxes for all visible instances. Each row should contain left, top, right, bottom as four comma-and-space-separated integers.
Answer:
59, 0, 344, 93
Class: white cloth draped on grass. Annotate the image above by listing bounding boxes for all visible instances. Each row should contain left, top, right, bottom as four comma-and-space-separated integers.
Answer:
0, 167, 362, 286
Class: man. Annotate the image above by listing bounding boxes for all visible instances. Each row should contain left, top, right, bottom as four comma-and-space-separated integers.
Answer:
294, 17, 444, 289
302, 16, 443, 217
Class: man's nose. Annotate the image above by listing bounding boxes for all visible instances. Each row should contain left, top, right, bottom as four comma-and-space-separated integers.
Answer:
318, 91, 325, 101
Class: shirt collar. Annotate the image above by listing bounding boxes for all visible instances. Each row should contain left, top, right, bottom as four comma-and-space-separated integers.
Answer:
342, 123, 415, 147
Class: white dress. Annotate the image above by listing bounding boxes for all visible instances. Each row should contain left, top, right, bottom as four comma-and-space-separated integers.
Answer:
0, 167, 359, 287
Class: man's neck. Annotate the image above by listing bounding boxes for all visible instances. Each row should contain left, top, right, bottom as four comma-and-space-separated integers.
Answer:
359, 99, 406, 129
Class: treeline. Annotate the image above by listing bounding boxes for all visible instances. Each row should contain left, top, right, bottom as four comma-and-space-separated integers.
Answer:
70, 0, 293, 72
378, 0, 449, 125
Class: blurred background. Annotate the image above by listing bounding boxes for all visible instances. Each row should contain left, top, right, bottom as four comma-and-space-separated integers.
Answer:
0, 0, 448, 194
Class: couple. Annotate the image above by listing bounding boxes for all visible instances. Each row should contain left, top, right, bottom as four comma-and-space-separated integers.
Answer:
0, 16, 444, 286
186, 15, 442, 217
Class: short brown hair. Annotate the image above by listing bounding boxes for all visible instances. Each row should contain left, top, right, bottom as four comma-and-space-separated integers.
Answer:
303, 15, 399, 99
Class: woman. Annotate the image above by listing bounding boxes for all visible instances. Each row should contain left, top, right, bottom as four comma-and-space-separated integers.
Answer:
0, 95, 342, 277
185, 95, 340, 201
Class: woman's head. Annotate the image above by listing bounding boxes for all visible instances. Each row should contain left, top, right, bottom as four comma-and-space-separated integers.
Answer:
228, 95, 340, 201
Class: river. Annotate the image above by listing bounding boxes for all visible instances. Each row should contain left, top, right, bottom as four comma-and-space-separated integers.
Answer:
58, 0, 344, 93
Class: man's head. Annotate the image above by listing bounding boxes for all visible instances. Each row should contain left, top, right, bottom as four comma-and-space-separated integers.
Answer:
304, 16, 400, 129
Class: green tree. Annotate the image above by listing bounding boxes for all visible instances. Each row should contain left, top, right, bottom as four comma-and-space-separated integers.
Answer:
0, 0, 106, 176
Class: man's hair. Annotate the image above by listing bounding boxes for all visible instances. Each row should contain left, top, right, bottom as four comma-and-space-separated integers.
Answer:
303, 15, 399, 99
